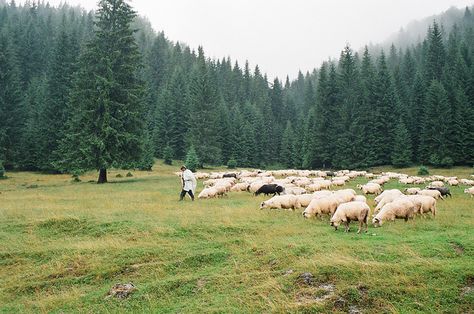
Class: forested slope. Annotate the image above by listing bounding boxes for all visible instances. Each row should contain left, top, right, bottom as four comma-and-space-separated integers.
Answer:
1, 1, 473, 172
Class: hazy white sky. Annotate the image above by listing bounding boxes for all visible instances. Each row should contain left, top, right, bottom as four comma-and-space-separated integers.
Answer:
34, 0, 474, 79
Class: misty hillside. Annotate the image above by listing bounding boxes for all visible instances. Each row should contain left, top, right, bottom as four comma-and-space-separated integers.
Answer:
385, 5, 474, 49
0, 1, 473, 174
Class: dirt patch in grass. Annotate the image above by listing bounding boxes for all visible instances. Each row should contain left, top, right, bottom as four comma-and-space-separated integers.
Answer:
462, 275, 474, 297
450, 241, 465, 255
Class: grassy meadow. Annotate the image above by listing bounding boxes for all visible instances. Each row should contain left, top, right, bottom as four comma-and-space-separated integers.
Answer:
0, 162, 473, 313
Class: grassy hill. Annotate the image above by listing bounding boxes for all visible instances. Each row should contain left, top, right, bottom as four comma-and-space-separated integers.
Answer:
0, 162, 473, 313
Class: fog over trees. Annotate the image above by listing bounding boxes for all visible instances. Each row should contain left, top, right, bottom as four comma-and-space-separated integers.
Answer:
0, 1, 473, 175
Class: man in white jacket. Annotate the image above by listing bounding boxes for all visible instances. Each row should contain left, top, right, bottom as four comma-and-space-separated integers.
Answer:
179, 165, 197, 201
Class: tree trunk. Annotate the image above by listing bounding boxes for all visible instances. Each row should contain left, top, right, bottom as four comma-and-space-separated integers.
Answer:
98, 168, 108, 184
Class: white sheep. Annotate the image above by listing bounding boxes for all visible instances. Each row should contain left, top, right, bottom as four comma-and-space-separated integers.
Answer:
464, 187, 474, 198
312, 190, 333, 199
230, 182, 250, 192
330, 201, 370, 234
448, 179, 459, 186
198, 187, 222, 199
405, 195, 437, 217
357, 183, 382, 195
374, 192, 407, 213
353, 195, 367, 203
248, 181, 266, 193
284, 186, 307, 195
295, 194, 317, 207
460, 179, 474, 186
372, 198, 416, 227
374, 189, 403, 204
404, 187, 421, 195
260, 195, 301, 210
331, 179, 346, 187
428, 181, 444, 188
416, 189, 442, 200
333, 189, 356, 203
302, 195, 342, 218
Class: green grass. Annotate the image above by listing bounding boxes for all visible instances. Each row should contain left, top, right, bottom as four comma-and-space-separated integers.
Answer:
0, 162, 473, 313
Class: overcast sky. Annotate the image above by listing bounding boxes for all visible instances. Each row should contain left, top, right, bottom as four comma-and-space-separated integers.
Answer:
30, 0, 474, 79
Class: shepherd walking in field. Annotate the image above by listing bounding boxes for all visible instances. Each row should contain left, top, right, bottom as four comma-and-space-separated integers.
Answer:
180, 166, 197, 201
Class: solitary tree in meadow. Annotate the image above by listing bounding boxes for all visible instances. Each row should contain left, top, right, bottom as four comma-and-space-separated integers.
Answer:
59, 0, 146, 183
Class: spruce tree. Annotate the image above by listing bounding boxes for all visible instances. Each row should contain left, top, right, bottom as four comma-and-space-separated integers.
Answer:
0, 34, 24, 168
38, 21, 78, 171
420, 80, 453, 167
372, 51, 400, 165
0, 159, 5, 179
280, 120, 296, 168
163, 145, 173, 165
58, 0, 146, 183
391, 118, 413, 167
185, 145, 199, 172
186, 47, 222, 166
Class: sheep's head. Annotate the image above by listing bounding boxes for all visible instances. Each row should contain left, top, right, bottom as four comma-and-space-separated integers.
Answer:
372, 217, 382, 227
302, 209, 313, 219
330, 217, 340, 230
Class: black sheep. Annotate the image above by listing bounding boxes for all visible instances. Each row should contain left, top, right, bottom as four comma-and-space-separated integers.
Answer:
255, 184, 285, 196
223, 173, 237, 179
428, 186, 452, 198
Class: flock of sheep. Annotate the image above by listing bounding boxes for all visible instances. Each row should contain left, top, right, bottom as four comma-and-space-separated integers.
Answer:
177, 169, 474, 234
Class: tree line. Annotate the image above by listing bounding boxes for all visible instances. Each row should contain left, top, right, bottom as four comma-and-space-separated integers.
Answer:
1, 1, 473, 179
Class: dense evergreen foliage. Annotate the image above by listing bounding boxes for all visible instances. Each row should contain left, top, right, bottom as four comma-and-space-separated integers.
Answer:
0, 2, 473, 172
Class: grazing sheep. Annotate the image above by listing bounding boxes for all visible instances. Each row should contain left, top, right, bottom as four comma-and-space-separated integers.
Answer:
333, 189, 356, 203
284, 187, 307, 195
260, 195, 301, 210
198, 187, 223, 199
248, 181, 266, 193
357, 183, 382, 195
353, 195, 367, 203
330, 201, 370, 234
295, 194, 317, 207
448, 179, 459, 186
255, 184, 284, 196
428, 181, 444, 188
332, 179, 346, 187
427, 187, 451, 198
464, 187, 474, 197
405, 195, 437, 217
230, 182, 250, 192
312, 190, 333, 199
306, 183, 324, 192
374, 192, 407, 213
302, 195, 342, 218
372, 198, 416, 227
405, 187, 421, 195
417, 189, 442, 200
374, 189, 403, 204
460, 179, 474, 186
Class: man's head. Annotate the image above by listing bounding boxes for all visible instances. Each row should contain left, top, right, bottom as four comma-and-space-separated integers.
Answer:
180, 165, 186, 171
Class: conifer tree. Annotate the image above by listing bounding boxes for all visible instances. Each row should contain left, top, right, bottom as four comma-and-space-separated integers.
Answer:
421, 80, 453, 167
372, 51, 400, 165
280, 120, 296, 168
185, 145, 199, 172
38, 21, 78, 171
391, 118, 413, 167
186, 47, 222, 166
425, 21, 446, 82
0, 34, 24, 168
58, 0, 146, 183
